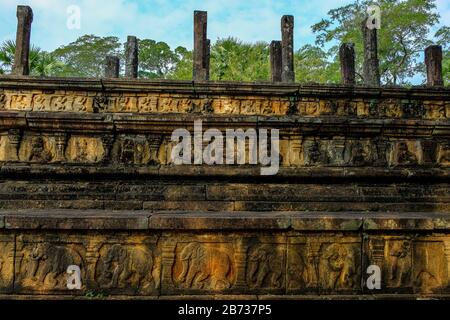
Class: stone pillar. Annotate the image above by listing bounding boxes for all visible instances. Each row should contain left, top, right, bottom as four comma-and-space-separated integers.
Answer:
7, 129, 21, 161
425, 45, 443, 87
361, 18, 380, 87
193, 11, 209, 81
105, 56, 120, 78
270, 41, 282, 82
339, 43, 356, 85
205, 39, 211, 80
54, 133, 67, 162
281, 15, 295, 83
12, 6, 33, 76
125, 36, 138, 78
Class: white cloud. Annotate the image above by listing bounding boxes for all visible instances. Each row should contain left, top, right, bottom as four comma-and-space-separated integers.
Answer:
0, 0, 446, 53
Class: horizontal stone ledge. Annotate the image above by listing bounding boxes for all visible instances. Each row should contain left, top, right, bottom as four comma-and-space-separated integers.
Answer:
1, 75, 450, 99
1, 209, 151, 230
0, 165, 449, 181
1, 210, 450, 231
2, 111, 447, 132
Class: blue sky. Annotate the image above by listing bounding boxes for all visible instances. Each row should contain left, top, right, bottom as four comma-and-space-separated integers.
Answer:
1, 0, 447, 52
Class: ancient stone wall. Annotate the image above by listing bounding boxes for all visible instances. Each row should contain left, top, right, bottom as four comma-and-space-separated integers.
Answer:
0, 77, 449, 298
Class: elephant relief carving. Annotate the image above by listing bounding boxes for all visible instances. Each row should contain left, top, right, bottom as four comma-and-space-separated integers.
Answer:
319, 244, 357, 290
387, 241, 411, 288
98, 244, 156, 293
22, 243, 84, 289
246, 245, 283, 289
175, 242, 233, 290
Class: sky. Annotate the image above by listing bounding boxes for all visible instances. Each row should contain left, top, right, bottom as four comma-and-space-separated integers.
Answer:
0, 0, 447, 53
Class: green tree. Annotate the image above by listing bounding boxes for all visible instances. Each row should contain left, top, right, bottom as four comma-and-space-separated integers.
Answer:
168, 46, 193, 80
312, 0, 440, 85
210, 37, 270, 81
436, 26, 450, 85
53, 34, 121, 77
0, 40, 16, 74
294, 45, 340, 83
31, 51, 66, 77
138, 39, 179, 79
0, 40, 63, 76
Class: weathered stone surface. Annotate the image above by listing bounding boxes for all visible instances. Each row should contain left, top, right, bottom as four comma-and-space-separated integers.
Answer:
270, 41, 282, 82
193, 11, 209, 81
363, 235, 449, 294
361, 18, 380, 87
0, 234, 14, 293
287, 234, 361, 295
0, 76, 448, 299
425, 45, 443, 87
339, 43, 356, 85
3, 210, 151, 230
125, 36, 138, 79
12, 6, 33, 76
281, 15, 294, 83
105, 56, 120, 78
149, 212, 291, 230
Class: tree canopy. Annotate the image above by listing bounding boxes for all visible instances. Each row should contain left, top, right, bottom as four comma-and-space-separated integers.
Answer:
52, 34, 121, 77
0, 0, 448, 84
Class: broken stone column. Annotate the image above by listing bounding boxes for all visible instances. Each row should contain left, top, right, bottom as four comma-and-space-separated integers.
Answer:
125, 36, 138, 78
361, 18, 380, 87
339, 43, 356, 85
270, 41, 282, 82
193, 11, 209, 81
425, 45, 443, 86
281, 15, 295, 83
105, 56, 120, 78
12, 6, 33, 76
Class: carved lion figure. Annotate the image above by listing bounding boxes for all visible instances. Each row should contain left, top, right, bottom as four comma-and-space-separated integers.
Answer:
320, 244, 356, 290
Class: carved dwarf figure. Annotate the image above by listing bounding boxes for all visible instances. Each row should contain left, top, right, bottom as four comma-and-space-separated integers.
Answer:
397, 142, 417, 165
29, 136, 52, 163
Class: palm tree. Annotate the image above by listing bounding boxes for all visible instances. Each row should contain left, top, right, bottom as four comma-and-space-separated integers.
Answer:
0, 40, 63, 76
0, 40, 17, 73
31, 51, 66, 77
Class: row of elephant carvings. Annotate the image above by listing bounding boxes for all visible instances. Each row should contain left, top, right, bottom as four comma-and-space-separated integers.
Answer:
0, 237, 447, 294
2, 130, 450, 166
0, 93, 449, 119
